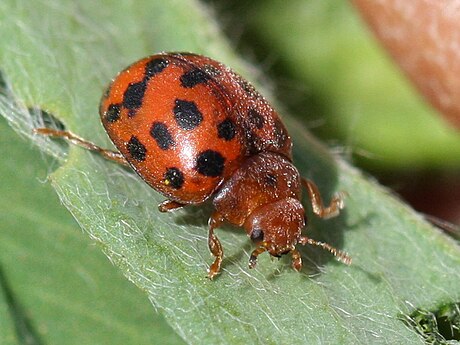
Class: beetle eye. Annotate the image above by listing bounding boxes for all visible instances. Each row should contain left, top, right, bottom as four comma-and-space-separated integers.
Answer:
250, 228, 264, 242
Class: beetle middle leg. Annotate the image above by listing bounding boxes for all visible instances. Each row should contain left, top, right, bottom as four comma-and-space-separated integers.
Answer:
301, 178, 344, 219
207, 212, 225, 279
158, 200, 186, 213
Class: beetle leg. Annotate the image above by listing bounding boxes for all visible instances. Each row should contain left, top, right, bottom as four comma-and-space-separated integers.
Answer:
207, 212, 224, 279
34, 128, 128, 166
158, 200, 186, 213
301, 178, 344, 219
291, 248, 302, 272
248, 245, 267, 269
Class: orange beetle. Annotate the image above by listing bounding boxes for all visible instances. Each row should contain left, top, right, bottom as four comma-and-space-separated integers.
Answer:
36, 52, 350, 278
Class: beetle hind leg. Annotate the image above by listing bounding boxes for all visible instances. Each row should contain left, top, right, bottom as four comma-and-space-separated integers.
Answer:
34, 128, 128, 166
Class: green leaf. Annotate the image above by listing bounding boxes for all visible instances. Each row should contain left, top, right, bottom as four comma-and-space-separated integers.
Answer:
1, 1, 459, 345
0, 117, 184, 344
0, 268, 16, 345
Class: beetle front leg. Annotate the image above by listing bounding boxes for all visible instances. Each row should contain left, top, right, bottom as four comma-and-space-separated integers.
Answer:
207, 212, 224, 279
248, 245, 267, 269
291, 248, 303, 272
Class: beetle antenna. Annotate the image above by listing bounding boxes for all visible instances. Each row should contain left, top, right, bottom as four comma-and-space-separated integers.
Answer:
299, 236, 352, 265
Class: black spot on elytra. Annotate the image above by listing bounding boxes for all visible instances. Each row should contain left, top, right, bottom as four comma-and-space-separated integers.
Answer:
127, 136, 146, 161
202, 64, 221, 77
239, 78, 254, 94
180, 68, 210, 88
173, 99, 203, 130
105, 103, 121, 123
123, 80, 147, 116
195, 150, 225, 177
247, 108, 265, 129
265, 173, 277, 186
246, 131, 262, 155
145, 58, 169, 79
250, 228, 264, 242
274, 120, 288, 148
150, 122, 175, 150
217, 118, 236, 141
237, 76, 262, 99
164, 167, 184, 189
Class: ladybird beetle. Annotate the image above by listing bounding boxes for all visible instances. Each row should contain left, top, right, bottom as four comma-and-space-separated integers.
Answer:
35, 52, 351, 279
